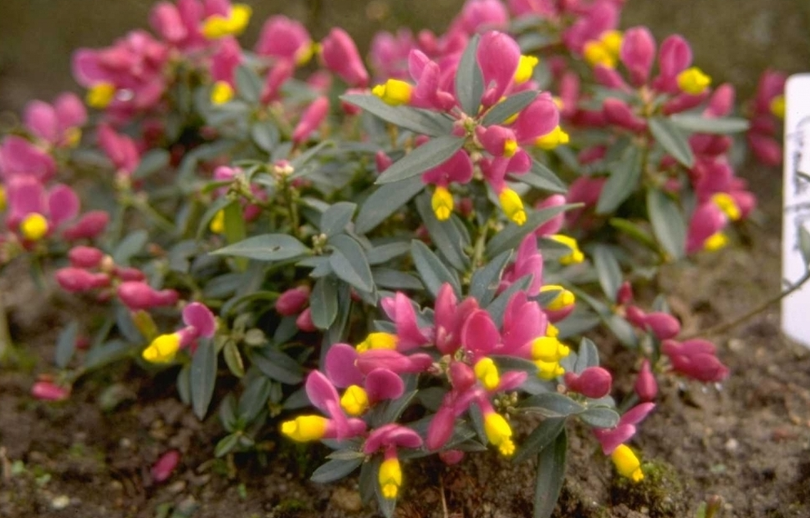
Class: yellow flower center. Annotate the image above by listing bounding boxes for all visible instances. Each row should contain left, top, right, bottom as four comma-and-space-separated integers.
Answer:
769, 95, 786, 119
711, 192, 740, 221
503, 138, 518, 158
498, 188, 526, 226
280, 415, 329, 442
211, 81, 235, 106
600, 30, 624, 56
295, 42, 321, 67
142, 333, 181, 364
356, 332, 398, 353
549, 234, 584, 265
539, 285, 576, 312
531, 336, 570, 363
474, 358, 501, 391
611, 444, 644, 482
209, 209, 226, 234
378, 458, 402, 499
20, 213, 49, 241
484, 412, 515, 456
583, 40, 616, 69
514, 55, 539, 84
535, 359, 565, 380
86, 82, 116, 109
202, 4, 252, 39
535, 126, 570, 150
431, 186, 454, 221
340, 385, 369, 416
371, 79, 414, 107
703, 232, 728, 252
676, 67, 712, 95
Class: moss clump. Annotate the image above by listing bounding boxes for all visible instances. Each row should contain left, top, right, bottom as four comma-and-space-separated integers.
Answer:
611, 460, 689, 517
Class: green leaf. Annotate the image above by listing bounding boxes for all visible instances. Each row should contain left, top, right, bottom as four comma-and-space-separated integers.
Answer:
574, 338, 600, 373
132, 149, 170, 179
321, 202, 356, 237
212, 234, 310, 262
485, 204, 575, 259
215, 433, 240, 457
649, 117, 695, 168
251, 121, 280, 153
113, 230, 148, 265
340, 94, 453, 136
329, 235, 374, 293
310, 275, 339, 330
482, 90, 538, 126
355, 176, 424, 234
223, 340, 245, 378
605, 314, 639, 348
235, 65, 262, 103
55, 321, 78, 369
521, 393, 584, 417
411, 239, 460, 297
252, 346, 304, 385
592, 245, 622, 301
414, 193, 470, 271
669, 114, 750, 134
596, 145, 642, 214
84, 340, 131, 371
237, 375, 273, 421
455, 34, 483, 116
371, 268, 423, 290
196, 196, 232, 240
190, 338, 217, 420
366, 242, 411, 265
218, 393, 238, 431
609, 217, 658, 250
513, 417, 566, 465
517, 159, 567, 193
372, 390, 417, 428
578, 407, 619, 428
376, 135, 466, 184
469, 250, 512, 306
647, 188, 686, 260
533, 428, 567, 518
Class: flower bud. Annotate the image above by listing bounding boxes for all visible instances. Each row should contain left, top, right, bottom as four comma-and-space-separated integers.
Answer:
114, 266, 146, 282
644, 312, 681, 340
619, 27, 656, 86
62, 210, 109, 240
635, 360, 658, 401
602, 98, 647, 132
449, 361, 476, 393
438, 449, 465, 465
625, 305, 648, 329
375, 151, 393, 174
117, 281, 178, 311
292, 96, 329, 144
151, 450, 181, 483
616, 281, 633, 305
56, 267, 110, 292
564, 367, 612, 399
320, 28, 369, 88
296, 307, 317, 332
31, 380, 70, 401
275, 286, 311, 316
68, 246, 104, 268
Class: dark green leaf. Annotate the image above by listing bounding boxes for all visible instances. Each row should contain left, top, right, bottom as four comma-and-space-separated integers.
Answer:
592, 245, 622, 301
355, 176, 424, 234
329, 234, 374, 293
321, 202, 357, 237
177, 364, 191, 405
218, 393, 238, 431
190, 338, 217, 420
411, 240, 460, 297
608, 217, 659, 250
132, 149, 170, 179
371, 268, 423, 290
415, 194, 469, 271
251, 121, 279, 153
252, 347, 304, 385
235, 65, 262, 103
521, 393, 584, 417
455, 34, 483, 116
517, 159, 567, 193
113, 230, 148, 265
223, 340, 245, 378
215, 433, 240, 457
238, 375, 273, 422
605, 314, 638, 348
376, 135, 465, 184
487, 276, 531, 327
485, 204, 575, 258
513, 417, 565, 464
647, 189, 686, 260
211, 234, 310, 261
669, 114, 750, 134
578, 407, 619, 428
84, 340, 131, 371
341, 94, 453, 136
367, 242, 411, 265
54, 321, 78, 369
574, 338, 600, 373
596, 145, 642, 214
649, 117, 695, 168
310, 275, 339, 330
372, 390, 417, 428
469, 249, 512, 306
533, 428, 567, 518
482, 90, 538, 126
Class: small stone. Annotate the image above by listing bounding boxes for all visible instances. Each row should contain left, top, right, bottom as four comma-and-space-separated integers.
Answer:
331, 487, 362, 513
168, 480, 186, 493
724, 438, 739, 452
51, 495, 71, 510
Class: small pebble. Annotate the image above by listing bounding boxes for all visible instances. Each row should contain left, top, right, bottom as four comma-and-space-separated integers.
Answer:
725, 438, 739, 452
51, 495, 71, 510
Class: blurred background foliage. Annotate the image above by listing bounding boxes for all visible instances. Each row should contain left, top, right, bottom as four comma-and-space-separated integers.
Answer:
0, 0, 808, 112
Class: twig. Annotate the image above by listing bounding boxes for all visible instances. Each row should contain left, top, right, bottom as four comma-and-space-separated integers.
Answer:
440, 475, 449, 518
682, 269, 810, 339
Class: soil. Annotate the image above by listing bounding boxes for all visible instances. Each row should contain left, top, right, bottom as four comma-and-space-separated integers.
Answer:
2, 161, 810, 518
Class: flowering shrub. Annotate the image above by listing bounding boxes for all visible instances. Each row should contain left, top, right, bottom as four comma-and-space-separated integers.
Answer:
0, 0, 794, 516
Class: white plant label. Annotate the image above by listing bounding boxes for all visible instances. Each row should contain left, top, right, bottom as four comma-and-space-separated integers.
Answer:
782, 73, 810, 347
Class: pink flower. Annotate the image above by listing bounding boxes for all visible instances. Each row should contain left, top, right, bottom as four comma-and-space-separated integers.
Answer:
62, 211, 109, 241
68, 246, 105, 269
292, 97, 329, 144
477, 31, 521, 108
0, 136, 57, 183
151, 450, 181, 483
210, 37, 242, 86
564, 367, 612, 399
662, 339, 729, 382
602, 98, 647, 132
593, 402, 655, 455
275, 286, 310, 316
620, 27, 656, 87
117, 282, 179, 311
635, 360, 657, 401
320, 28, 369, 88
652, 35, 692, 94
255, 16, 312, 63
380, 292, 433, 350
98, 125, 140, 176
23, 93, 87, 147
56, 267, 111, 293
31, 381, 71, 401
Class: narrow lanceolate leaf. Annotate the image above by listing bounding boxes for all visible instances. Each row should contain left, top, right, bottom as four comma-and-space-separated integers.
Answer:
132, 149, 170, 179
456, 34, 483, 116
592, 245, 623, 301
320, 202, 357, 237
469, 249, 513, 307
521, 393, 584, 417
513, 417, 566, 465
414, 193, 470, 272
485, 203, 576, 259
649, 117, 695, 168
515, 159, 567, 193
574, 338, 600, 373
669, 114, 750, 134
482, 90, 539, 126
578, 407, 620, 428
55, 321, 79, 369
366, 241, 411, 265
533, 428, 567, 518
355, 176, 424, 234
235, 65, 262, 103
113, 230, 148, 265
340, 94, 453, 136
211, 234, 310, 262
251, 120, 280, 153
252, 346, 304, 384
310, 457, 365, 484
376, 135, 466, 184
223, 340, 245, 378
647, 188, 686, 260
411, 239, 461, 297
190, 337, 217, 420
596, 145, 642, 214
310, 275, 339, 330
329, 234, 374, 293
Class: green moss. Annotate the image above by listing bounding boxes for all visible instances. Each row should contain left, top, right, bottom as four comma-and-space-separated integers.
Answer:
611, 460, 689, 518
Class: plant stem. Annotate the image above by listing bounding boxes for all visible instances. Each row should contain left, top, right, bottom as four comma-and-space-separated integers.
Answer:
683, 269, 810, 339
0, 289, 12, 364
